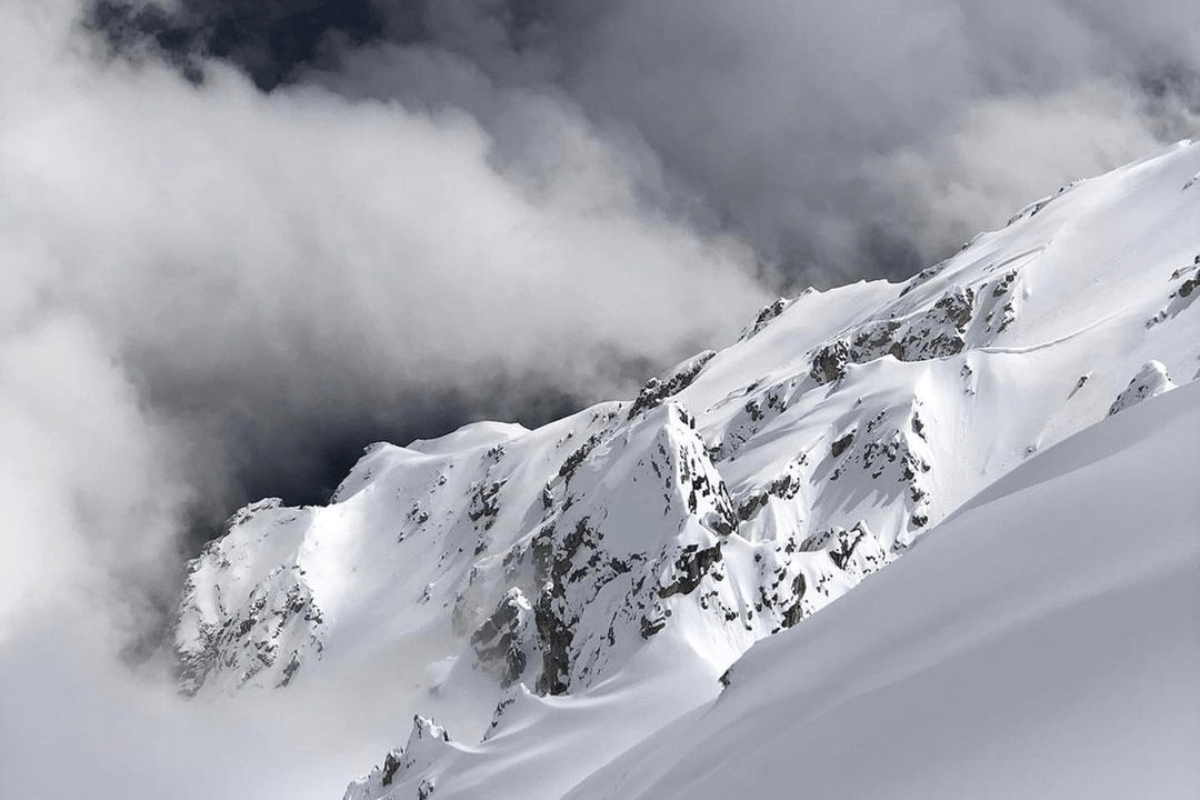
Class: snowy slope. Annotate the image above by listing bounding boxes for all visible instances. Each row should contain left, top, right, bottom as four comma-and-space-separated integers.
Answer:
169, 141, 1200, 799
565, 378, 1200, 800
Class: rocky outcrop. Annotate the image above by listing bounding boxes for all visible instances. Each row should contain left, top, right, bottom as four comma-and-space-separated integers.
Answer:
627, 350, 717, 419
1108, 361, 1177, 416
175, 501, 327, 695
739, 297, 794, 340
524, 404, 739, 694
1147, 258, 1200, 327
343, 717, 454, 800
470, 589, 534, 688
810, 287, 976, 385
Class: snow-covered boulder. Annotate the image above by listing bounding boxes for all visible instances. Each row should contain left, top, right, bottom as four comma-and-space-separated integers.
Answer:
1108, 360, 1177, 415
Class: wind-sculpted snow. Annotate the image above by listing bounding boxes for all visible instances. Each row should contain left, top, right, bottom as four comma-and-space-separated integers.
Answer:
168, 142, 1200, 800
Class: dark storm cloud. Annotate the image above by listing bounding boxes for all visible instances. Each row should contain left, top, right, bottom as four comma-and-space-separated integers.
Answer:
92, 0, 1200, 283
392, 0, 1200, 279
87, 0, 389, 87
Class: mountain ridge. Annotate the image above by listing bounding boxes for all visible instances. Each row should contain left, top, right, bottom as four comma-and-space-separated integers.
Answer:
170, 140, 1200, 799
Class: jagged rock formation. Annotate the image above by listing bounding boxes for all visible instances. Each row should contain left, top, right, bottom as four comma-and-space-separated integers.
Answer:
343, 717, 454, 800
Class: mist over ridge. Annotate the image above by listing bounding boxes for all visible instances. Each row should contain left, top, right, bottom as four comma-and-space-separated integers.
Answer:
2, 0, 1197, 654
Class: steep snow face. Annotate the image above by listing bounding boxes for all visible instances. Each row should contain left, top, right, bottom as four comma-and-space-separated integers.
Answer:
564, 379, 1200, 800
170, 142, 1200, 797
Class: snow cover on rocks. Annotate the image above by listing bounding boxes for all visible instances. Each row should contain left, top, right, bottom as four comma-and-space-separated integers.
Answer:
1107, 359, 1177, 415
565, 379, 1200, 800
169, 141, 1200, 799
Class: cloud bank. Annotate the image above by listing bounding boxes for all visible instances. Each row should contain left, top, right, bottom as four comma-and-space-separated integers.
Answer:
124, 0, 1200, 279
2, 0, 772, 633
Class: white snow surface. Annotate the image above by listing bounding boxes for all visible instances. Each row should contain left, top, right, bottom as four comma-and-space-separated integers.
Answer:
566, 378, 1200, 800
167, 142, 1200, 799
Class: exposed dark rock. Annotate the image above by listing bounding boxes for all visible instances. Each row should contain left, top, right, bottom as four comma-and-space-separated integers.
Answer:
530, 517, 606, 695
910, 412, 926, 439
640, 613, 667, 640
828, 525, 868, 570
627, 351, 716, 419
658, 543, 723, 599
484, 695, 518, 741
470, 591, 531, 688
810, 340, 851, 385
380, 752, 401, 788
558, 433, 603, 483
467, 479, 505, 531
811, 287, 976, 386
176, 561, 324, 696
275, 652, 301, 688
741, 298, 790, 339
1108, 361, 1176, 416
779, 573, 808, 629
737, 493, 770, 521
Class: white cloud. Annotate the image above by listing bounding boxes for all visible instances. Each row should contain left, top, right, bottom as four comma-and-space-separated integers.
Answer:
0, 0, 770, 636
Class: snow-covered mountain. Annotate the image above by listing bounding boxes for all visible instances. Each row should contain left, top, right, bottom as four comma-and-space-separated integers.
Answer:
172, 141, 1200, 799
563, 369, 1200, 800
